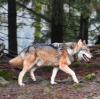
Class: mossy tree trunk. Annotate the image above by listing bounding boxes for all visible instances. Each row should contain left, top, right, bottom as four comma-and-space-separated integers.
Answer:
34, 2, 42, 43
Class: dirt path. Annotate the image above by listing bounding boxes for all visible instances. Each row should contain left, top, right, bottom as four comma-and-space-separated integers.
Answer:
0, 64, 100, 99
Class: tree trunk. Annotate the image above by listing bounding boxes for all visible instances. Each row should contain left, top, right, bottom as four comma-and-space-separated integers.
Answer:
8, 0, 17, 56
51, 0, 64, 43
79, 14, 89, 44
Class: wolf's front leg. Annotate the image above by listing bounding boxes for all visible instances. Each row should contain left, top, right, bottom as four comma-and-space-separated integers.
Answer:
18, 69, 27, 86
50, 67, 59, 85
60, 65, 79, 83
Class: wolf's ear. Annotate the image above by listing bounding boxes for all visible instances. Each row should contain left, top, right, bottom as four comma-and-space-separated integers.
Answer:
83, 40, 86, 45
78, 39, 82, 45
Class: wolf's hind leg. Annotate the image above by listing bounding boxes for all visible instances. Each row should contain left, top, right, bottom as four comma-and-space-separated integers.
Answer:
30, 67, 37, 81
18, 61, 36, 86
50, 67, 59, 85
60, 65, 79, 83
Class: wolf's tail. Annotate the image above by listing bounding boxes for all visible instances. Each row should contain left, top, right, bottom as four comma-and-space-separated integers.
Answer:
9, 55, 23, 66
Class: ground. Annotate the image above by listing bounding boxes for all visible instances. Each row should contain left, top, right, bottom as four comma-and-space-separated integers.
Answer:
0, 55, 100, 99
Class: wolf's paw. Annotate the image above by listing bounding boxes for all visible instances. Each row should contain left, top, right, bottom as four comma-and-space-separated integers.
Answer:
33, 79, 36, 81
74, 80, 79, 84
31, 78, 36, 81
50, 81, 57, 85
19, 83, 25, 87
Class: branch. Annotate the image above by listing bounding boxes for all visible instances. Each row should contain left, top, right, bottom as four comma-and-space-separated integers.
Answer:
0, 12, 8, 15
17, 15, 48, 24
17, 36, 33, 40
16, 1, 51, 23
0, 5, 8, 11
0, 32, 33, 40
93, 24, 100, 33
0, 32, 8, 36
0, 24, 8, 27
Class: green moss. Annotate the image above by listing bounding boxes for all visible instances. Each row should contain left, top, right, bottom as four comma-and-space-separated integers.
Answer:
0, 70, 17, 80
84, 73, 96, 81
73, 61, 80, 65
84, 64, 92, 68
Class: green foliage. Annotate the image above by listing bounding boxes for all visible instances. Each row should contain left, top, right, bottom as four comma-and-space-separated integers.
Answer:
34, 31, 41, 42
33, 22, 41, 29
0, 0, 7, 5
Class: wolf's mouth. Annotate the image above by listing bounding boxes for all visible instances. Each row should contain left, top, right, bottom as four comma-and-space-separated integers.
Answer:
83, 54, 90, 62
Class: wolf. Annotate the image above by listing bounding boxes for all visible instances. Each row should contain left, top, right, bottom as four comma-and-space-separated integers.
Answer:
9, 40, 92, 86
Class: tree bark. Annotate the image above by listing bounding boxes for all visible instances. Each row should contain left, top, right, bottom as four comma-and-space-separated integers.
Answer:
79, 14, 89, 44
8, 0, 17, 56
51, 0, 64, 43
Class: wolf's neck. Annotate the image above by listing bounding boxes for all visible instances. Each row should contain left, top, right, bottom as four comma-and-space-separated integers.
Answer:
73, 44, 81, 54
67, 48, 74, 56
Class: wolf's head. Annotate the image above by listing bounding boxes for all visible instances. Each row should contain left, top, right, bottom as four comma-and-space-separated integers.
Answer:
77, 48, 92, 62
75, 40, 92, 62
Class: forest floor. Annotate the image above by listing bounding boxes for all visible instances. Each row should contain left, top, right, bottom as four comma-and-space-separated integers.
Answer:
0, 55, 100, 99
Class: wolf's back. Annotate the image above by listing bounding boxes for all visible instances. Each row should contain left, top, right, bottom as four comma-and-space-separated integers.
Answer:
9, 55, 23, 66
